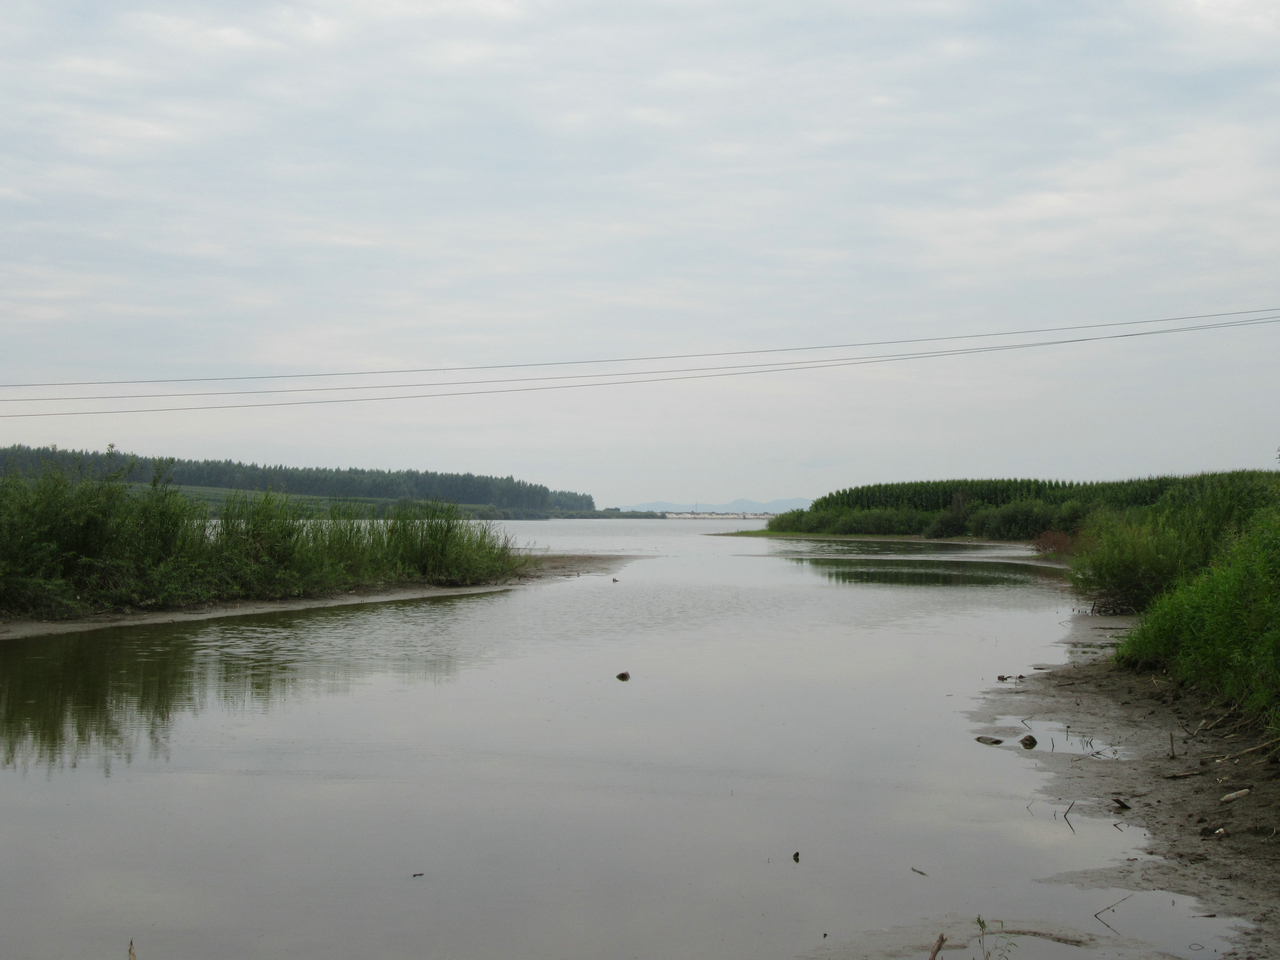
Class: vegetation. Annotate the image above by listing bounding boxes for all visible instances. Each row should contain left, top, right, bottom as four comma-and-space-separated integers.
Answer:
0, 451, 524, 620
1, 444, 594, 515
1069, 472, 1279, 613
768, 471, 1277, 560
1116, 508, 1280, 728
771, 468, 1280, 729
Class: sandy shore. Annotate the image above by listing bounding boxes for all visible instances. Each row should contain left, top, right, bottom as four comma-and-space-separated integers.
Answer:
0, 553, 634, 641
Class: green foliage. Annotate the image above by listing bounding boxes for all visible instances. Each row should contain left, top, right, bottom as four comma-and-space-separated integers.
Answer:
811, 476, 1181, 514
1070, 471, 1280, 612
768, 471, 1279, 546
0, 457, 523, 620
1117, 509, 1280, 728
768, 507, 931, 536
0, 443, 594, 514
968, 499, 1057, 540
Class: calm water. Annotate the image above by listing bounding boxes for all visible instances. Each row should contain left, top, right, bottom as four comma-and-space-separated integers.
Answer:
0, 521, 1240, 959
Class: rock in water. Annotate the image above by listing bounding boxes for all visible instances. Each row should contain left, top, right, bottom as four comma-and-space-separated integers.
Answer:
616, 671, 630, 681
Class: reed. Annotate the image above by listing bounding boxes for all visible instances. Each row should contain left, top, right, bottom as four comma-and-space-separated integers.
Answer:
1069, 471, 1279, 612
0, 456, 523, 619
1116, 508, 1280, 730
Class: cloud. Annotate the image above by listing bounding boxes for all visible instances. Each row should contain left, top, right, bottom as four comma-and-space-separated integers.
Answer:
1, 0, 1277, 501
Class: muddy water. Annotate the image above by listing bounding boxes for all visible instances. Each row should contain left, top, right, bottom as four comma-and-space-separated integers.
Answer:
0, 521, 1243, 959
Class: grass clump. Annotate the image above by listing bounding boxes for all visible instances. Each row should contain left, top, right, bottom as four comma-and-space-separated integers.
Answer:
1116, 508, 1280, 729
0, 452, 523, 620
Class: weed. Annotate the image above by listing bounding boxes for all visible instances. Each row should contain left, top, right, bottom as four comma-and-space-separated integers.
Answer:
973, 915, 1016, 960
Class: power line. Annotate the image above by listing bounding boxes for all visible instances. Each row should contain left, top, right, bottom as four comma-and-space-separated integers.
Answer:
5, 313, 1280, 405
1, 306, 1275, 390
3, 314, 1275, 419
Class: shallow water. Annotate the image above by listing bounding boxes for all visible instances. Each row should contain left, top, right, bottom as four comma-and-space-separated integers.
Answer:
0, 521, 1242, 958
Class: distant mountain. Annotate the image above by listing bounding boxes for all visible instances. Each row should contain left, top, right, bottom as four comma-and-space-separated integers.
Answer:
616, 498, 812, 514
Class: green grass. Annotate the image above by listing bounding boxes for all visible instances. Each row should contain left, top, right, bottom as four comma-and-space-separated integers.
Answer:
0, 457, 524, 620
1116, 508, 1280, 730
1069, 471, 1279, 612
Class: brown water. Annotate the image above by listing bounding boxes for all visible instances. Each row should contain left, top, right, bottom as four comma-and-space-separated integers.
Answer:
0, 521, 1242, 959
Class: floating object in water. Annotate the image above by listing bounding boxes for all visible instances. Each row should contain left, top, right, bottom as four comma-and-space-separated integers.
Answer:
792, 852, 800, 863
616, 671, 630, 681
1020, 734, 1038, 749
975, 736, 1003, 746
911, 867, 927, 876
612, 578, 619, 582
1220, 788, 1251, 804
413, 873, 424, 877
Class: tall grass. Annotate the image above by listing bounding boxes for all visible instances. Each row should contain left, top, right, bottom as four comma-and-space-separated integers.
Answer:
0, 456, 523, 620
1116, 509, 1280, 729
1069, 472, 1279, 612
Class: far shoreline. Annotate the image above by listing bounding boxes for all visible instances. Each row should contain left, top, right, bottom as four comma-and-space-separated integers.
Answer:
0, 553, 634, 642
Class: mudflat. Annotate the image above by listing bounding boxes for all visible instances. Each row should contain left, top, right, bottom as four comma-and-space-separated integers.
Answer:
968, 614, 1280, 958
0, 553, 633, 641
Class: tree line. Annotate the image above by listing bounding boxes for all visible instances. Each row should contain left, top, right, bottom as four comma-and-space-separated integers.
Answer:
0, 445, 595, 512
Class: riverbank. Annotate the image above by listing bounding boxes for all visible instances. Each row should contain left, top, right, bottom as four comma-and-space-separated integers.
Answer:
0, 553, 633, 641
969, 614, 1280, 957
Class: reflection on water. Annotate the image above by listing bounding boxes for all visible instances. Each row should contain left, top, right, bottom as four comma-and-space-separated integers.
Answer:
0, 599, 485, 771
796, 556, 1068, 587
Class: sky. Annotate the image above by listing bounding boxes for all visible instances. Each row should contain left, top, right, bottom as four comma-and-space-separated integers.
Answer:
2, 0, 1278, 507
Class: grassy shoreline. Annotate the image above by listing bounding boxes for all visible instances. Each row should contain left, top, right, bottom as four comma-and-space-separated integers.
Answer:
771, 469, 1280, 733
0, 457, 527, 621
0, 553, 632, 641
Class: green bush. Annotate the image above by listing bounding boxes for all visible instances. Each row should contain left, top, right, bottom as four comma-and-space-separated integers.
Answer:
968, 499, 1056, 540
1117, 509, 1280, 727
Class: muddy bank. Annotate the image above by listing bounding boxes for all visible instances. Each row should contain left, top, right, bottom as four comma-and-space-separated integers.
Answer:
807, 614, 1280, 960
966, 614, 1280, 958
0, 553, 633, 641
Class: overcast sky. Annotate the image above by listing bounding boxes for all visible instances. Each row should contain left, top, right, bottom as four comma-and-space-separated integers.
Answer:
2, 0, 1278, 506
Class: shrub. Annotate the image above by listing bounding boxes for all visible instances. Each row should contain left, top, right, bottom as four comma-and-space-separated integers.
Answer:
1117, 509, 1280, 727
969, 499, 1056, 540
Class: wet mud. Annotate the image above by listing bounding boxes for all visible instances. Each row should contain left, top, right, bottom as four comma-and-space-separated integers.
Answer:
811, 614, 1280, 959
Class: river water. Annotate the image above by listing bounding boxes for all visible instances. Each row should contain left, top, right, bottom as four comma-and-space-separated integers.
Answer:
0, 520, 1242, 959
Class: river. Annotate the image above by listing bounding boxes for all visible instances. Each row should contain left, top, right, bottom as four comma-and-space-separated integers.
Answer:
0, 520, 1242, 958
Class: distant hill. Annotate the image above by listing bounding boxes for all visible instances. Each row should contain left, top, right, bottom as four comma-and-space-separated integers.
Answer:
1, 444, 595, 515
618, 497, 812, 514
